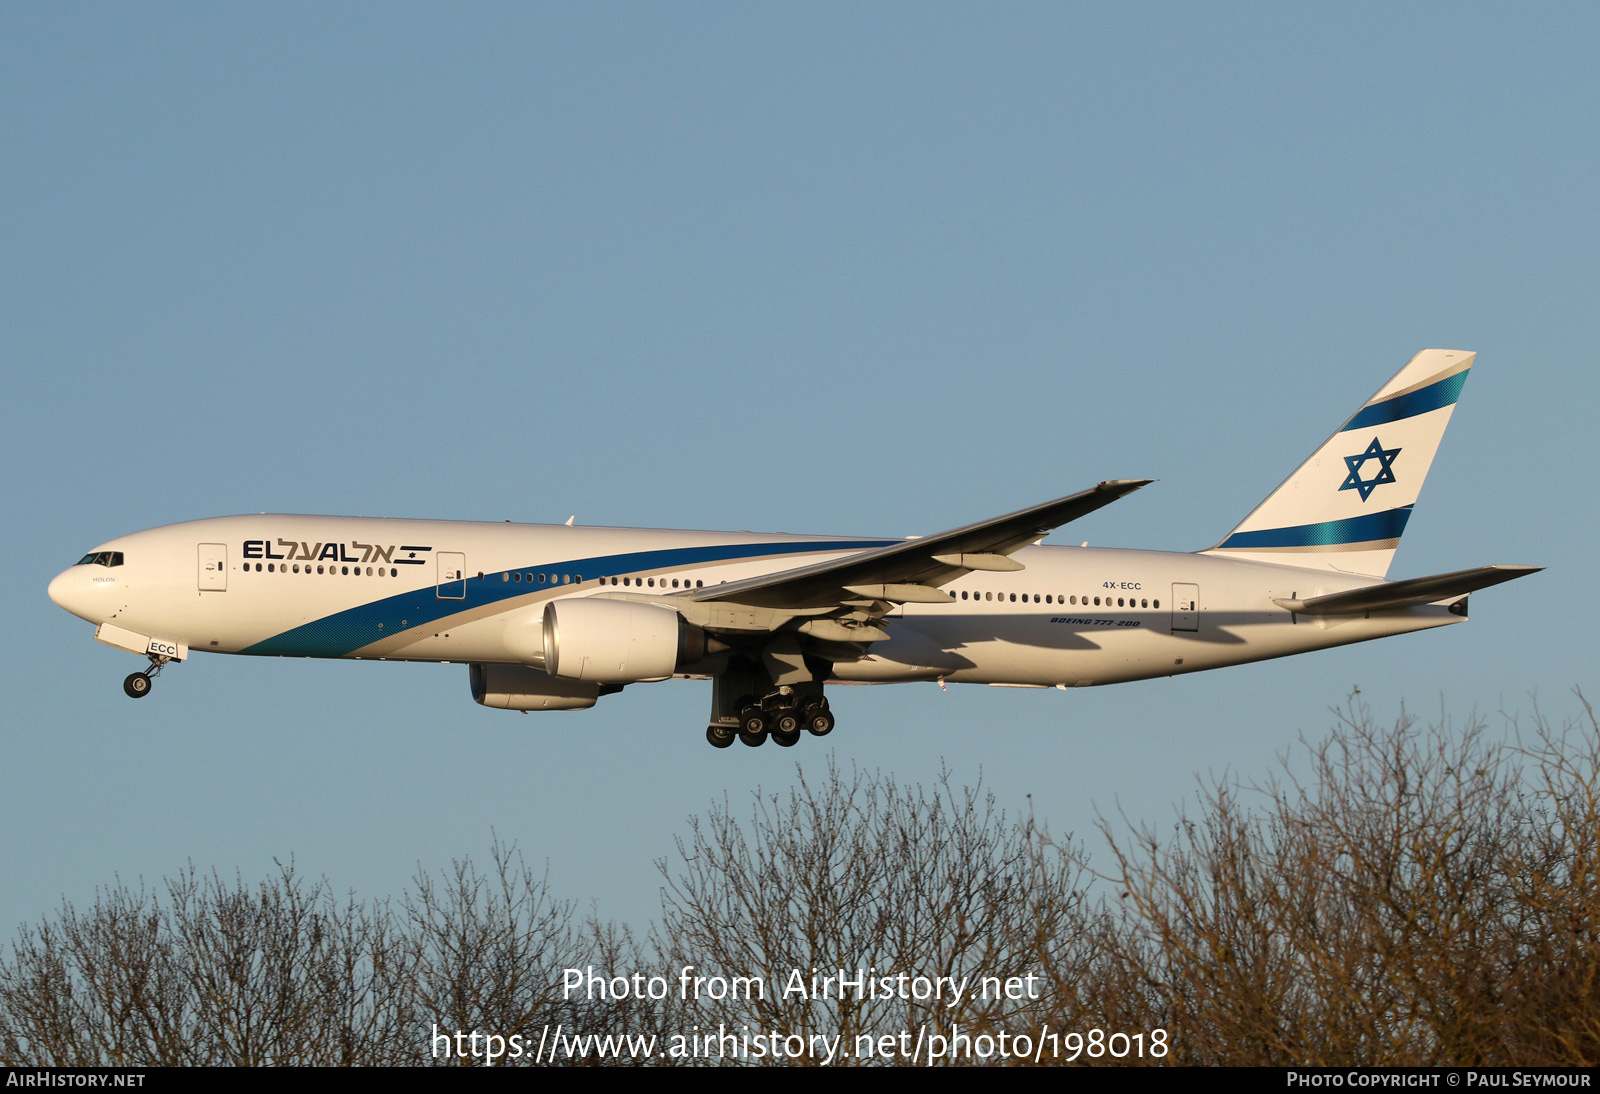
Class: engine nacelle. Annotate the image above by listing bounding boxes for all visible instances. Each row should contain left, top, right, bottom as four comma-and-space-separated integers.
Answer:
469, 663, 600, 711
543, 598, 703, 684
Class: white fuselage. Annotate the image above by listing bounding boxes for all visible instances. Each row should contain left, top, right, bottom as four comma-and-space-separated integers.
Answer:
48, 513, 1461, 691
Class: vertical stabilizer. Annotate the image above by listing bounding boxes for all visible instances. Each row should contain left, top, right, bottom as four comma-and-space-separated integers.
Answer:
1203, 349, 1473, 578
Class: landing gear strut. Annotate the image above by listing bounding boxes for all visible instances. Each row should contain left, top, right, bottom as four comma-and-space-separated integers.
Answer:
122, 652, 173, 699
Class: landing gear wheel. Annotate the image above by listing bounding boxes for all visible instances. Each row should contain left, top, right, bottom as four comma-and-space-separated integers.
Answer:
772, 729, 800, 748
706, 725, 735, 749
738, 729, 767, 747
773, 709, 801, 736
806, 710, 835, 737
739, 706, 767, 737
123, 673, 152, 699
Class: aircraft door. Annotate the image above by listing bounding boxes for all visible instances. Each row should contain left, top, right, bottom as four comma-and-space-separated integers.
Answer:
437, 552, 466, 599
198, 544, 228, 591
1171, 583, 1199, 632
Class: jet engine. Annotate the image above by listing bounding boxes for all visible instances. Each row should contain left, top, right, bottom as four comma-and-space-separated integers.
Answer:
469, 663, 601, 711
542, 598, 704, 684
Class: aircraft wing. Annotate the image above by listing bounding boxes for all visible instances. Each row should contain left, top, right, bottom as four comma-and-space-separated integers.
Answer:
1273, 564, 1543, 616
687, 479, 1152, 610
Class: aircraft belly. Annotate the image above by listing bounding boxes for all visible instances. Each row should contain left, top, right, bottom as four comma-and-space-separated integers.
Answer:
893, 612, 1129, 687
885, 601, 1463, 688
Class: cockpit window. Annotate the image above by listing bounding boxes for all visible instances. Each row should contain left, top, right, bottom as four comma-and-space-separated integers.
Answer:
77, 551, 124, 567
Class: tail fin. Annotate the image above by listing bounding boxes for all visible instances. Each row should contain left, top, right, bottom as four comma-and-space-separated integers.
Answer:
1203, 348, 1474, 578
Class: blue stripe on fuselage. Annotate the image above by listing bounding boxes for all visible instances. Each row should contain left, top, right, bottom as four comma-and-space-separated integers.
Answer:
240, 539, 895, 658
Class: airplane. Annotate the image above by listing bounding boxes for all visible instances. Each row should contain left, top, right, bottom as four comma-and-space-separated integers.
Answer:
48, 349, 1540, 750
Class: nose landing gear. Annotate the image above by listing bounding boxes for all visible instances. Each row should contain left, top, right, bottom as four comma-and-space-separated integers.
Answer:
121, 651, 174, 699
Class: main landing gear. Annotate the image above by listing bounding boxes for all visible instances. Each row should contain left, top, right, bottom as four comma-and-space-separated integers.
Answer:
706, 694, 835, 750
122, 652, 173, 699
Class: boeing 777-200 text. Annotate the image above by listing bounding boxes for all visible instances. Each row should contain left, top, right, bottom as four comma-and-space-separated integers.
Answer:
49, 349, 1540, 749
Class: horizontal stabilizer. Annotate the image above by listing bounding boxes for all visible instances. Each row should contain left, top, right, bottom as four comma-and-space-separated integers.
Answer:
1274, 564, 1542, 616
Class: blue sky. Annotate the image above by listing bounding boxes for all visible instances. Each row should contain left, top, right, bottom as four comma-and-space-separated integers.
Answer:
4, 4, 1596, 938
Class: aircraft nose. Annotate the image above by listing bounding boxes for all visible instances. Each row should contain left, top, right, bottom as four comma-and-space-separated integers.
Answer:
48, 568, 98, 622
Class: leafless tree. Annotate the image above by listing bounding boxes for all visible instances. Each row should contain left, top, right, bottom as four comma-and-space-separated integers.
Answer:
1069, 693, 1600, 1066
0, 863, 414, 1065
4, 698, 1595, 1066
403, 839, 577, 1064
651, 758, 1093, 1063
